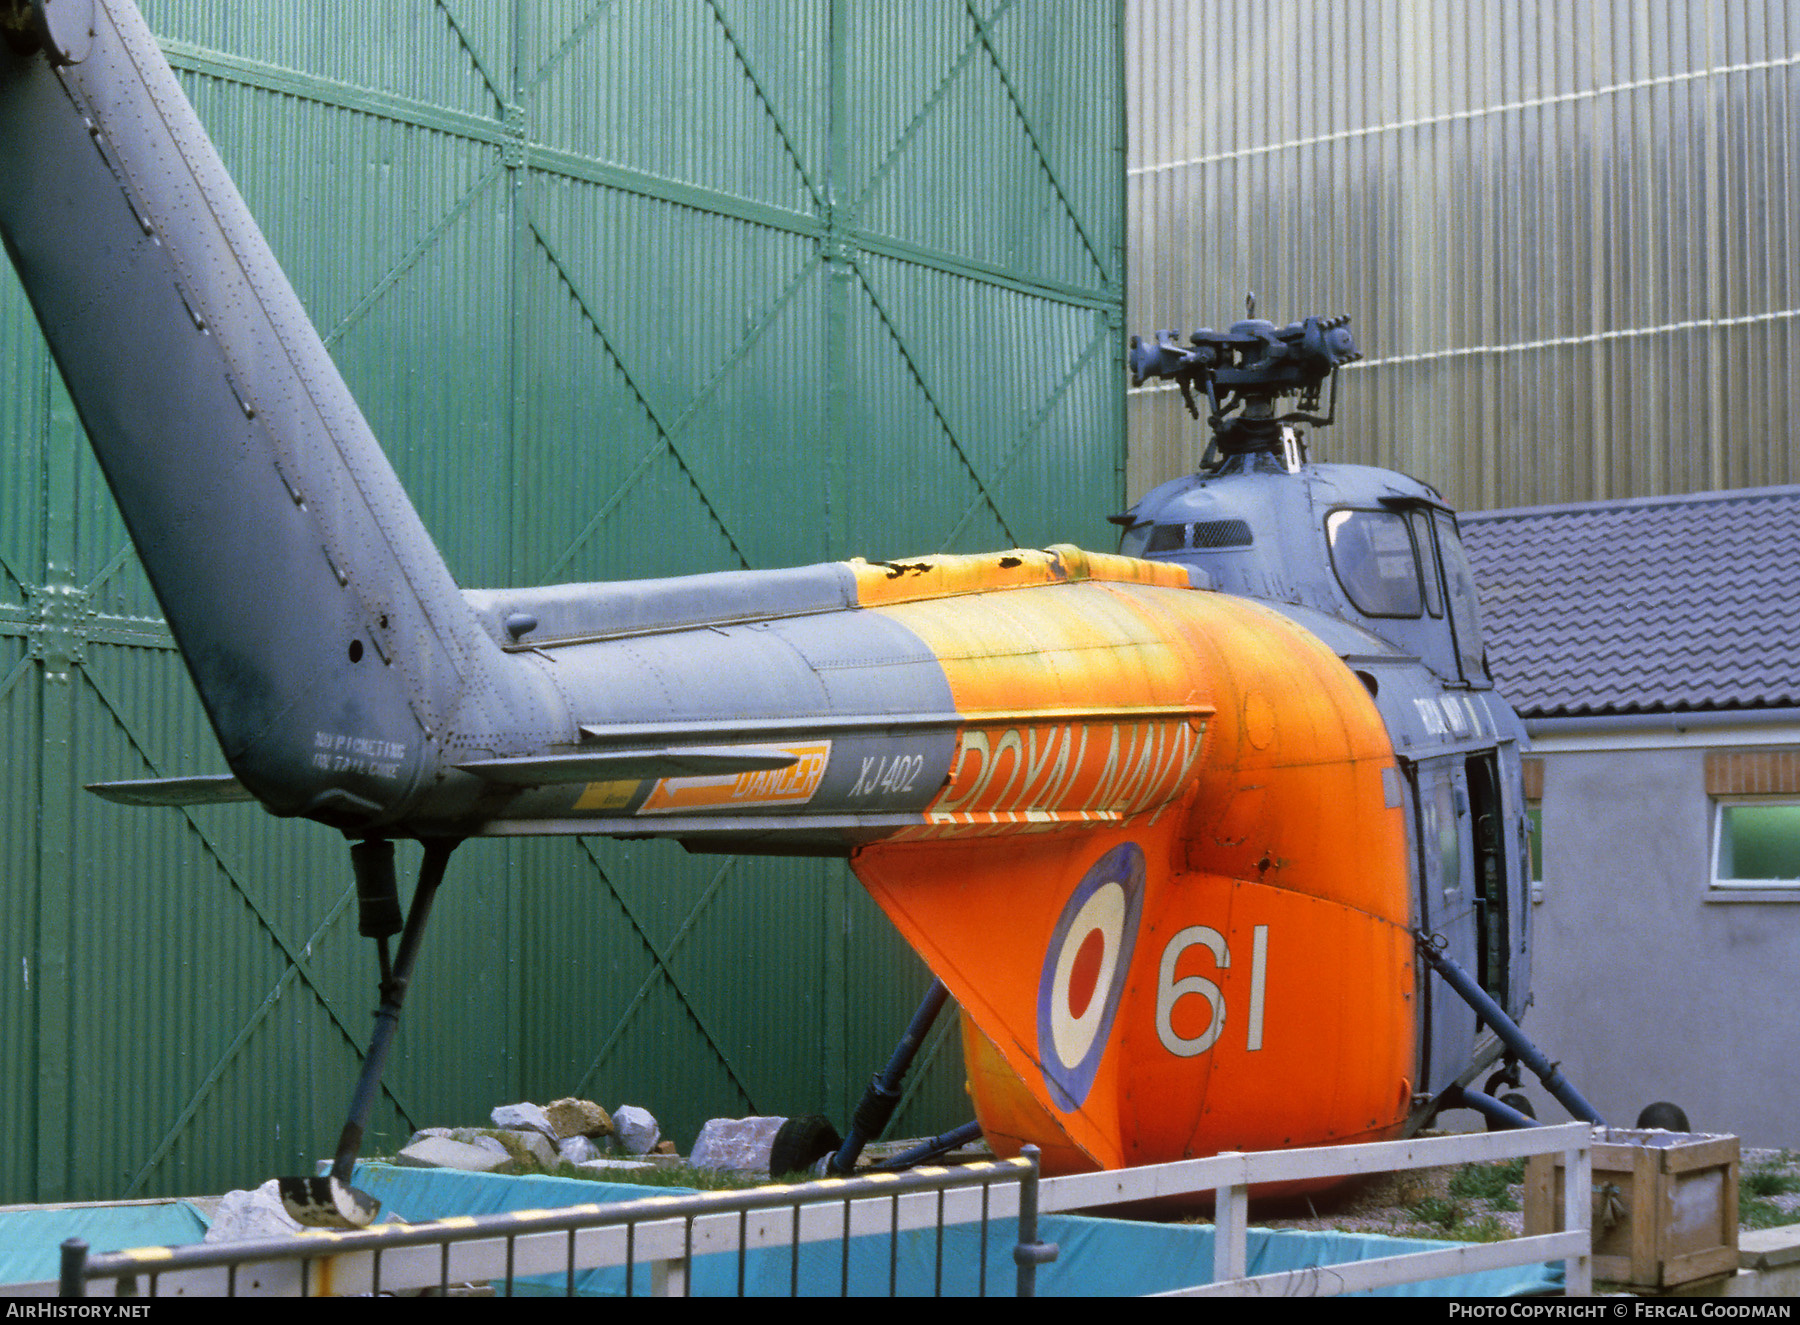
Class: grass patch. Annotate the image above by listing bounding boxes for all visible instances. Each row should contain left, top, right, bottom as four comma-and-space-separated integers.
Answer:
1740, 1153, 1800, 1228
1742, 1157, 1800, 1199
1448, 1159, 1525, 1201
1741, 1196, 1790, 1230
1406, 1196, 1465, 1231
1396, 1198, 1519, 1244
546, 1160, 769, 1191
1449, 1214, 1515, 1243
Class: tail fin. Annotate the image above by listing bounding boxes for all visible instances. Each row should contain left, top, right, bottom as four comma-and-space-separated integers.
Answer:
0, 1, 545, 825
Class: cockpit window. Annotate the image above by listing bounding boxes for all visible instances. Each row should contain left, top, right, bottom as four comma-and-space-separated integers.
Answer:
1146, 523, 1187, 554
1410, 508, 1444, 617
1125, 519, 1254, 558
1433, 511, 1490, 680
1325, 509, 1424, 618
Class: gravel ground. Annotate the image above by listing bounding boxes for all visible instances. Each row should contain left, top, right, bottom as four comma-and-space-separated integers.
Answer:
1234, 1141, 1800, 1243
1250, 1155, 1529, 1241
1737, 1148, 1800, 1228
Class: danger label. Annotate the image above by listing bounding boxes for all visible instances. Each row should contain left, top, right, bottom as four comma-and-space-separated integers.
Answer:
638, 742, 831, 815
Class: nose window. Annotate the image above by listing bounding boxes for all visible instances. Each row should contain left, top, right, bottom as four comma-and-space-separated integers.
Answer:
1325, 509, 1424, 617
1146, 523, 1187, 554
1130, 519, 1255, 557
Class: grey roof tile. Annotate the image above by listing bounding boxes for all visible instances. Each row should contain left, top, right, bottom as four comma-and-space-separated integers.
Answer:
1459, 485, 1800, 718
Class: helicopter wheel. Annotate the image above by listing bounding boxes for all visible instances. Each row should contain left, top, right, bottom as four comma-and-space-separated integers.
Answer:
770, 1114, 843, 1177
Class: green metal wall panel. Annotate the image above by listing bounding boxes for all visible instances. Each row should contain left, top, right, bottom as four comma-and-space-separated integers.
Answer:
0, 630, 35, 1203
0, 0, 1123, 1199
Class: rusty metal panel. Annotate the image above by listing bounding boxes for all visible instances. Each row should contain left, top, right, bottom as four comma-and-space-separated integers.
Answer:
0, 0, 1124, 1197
1127, 0, 1800, 510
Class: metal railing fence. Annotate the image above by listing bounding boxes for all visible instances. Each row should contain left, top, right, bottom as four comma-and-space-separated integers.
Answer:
50, 1123, 1593, 1297
58, 1153, 1047, 1298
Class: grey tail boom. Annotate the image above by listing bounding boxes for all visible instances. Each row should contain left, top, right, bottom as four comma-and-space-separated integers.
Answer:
0, 0, 559, 830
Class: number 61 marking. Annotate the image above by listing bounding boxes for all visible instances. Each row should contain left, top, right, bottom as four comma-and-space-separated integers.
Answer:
1155, 925, 1269, 1057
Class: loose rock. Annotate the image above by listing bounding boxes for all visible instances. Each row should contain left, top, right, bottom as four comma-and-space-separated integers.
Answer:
545, 1098, 614, 1140
490, 1102, 555, 1137
613, 1105, 660, 1156
204, 1179, 304, 1242
558, 1135, 603, 1166
463, 1135, 511, 1163
578, 1157, 656, 1174
690, 1116, 788, 1172
494, 1128, 559, 1171
397, 1136, 511, 1174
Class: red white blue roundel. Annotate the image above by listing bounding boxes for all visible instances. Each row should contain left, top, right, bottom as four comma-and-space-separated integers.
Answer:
1036, 842, 1145, 1112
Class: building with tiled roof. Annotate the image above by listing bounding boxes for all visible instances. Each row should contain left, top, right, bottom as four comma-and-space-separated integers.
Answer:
1455, 488, 1800, 1147
1462, 487, 1800, 720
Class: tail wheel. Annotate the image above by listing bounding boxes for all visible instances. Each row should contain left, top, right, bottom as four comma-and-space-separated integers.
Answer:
1635, 1101, 1690, 1132
770, 1114, 842, 1176
1484, 1091, 1536, 1131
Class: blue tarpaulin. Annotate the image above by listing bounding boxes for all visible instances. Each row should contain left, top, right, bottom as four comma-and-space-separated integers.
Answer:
0, 1202, 210, 1287
349, 1163, 1563, 1298
3, 1165, 1561, 1296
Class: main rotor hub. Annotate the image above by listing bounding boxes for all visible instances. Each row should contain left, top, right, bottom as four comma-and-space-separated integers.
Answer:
1128, 310, 1362, 467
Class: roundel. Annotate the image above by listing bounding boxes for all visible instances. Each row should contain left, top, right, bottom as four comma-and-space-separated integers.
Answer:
1035, 842, 1145, 1112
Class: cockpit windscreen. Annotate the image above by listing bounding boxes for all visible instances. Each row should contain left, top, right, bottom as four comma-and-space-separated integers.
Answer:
1325, 510, 1423, 617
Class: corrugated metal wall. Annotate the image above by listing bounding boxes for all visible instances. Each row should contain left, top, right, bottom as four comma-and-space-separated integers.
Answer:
1128, 0, 1800, 511
0, 0, 1124, 1200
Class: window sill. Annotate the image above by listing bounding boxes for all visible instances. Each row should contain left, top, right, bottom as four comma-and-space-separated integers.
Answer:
1705, 886, 1800, 904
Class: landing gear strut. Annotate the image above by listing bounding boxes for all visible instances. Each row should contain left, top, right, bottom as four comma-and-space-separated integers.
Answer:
1416, 930, 1605, 1129
771, 977, 982, 1177
830, 978, 951, 1175
279, 837, 460, 1227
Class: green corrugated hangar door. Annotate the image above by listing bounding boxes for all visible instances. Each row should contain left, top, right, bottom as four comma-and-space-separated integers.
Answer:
0, 0, 1123, 1200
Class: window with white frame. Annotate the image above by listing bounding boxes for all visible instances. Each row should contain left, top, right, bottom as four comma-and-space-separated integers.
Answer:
1522, 758, 1544, 905
1711, 799, 1800, 889
1705, 750, 1800, 897
1526, 803, 1543, 904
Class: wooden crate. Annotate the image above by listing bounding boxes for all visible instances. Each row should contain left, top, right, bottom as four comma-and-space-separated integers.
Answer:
1525, 1129, 1739, 1291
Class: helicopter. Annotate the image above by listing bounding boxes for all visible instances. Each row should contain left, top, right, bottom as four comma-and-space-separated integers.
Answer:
1, 0, 1604, 1227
